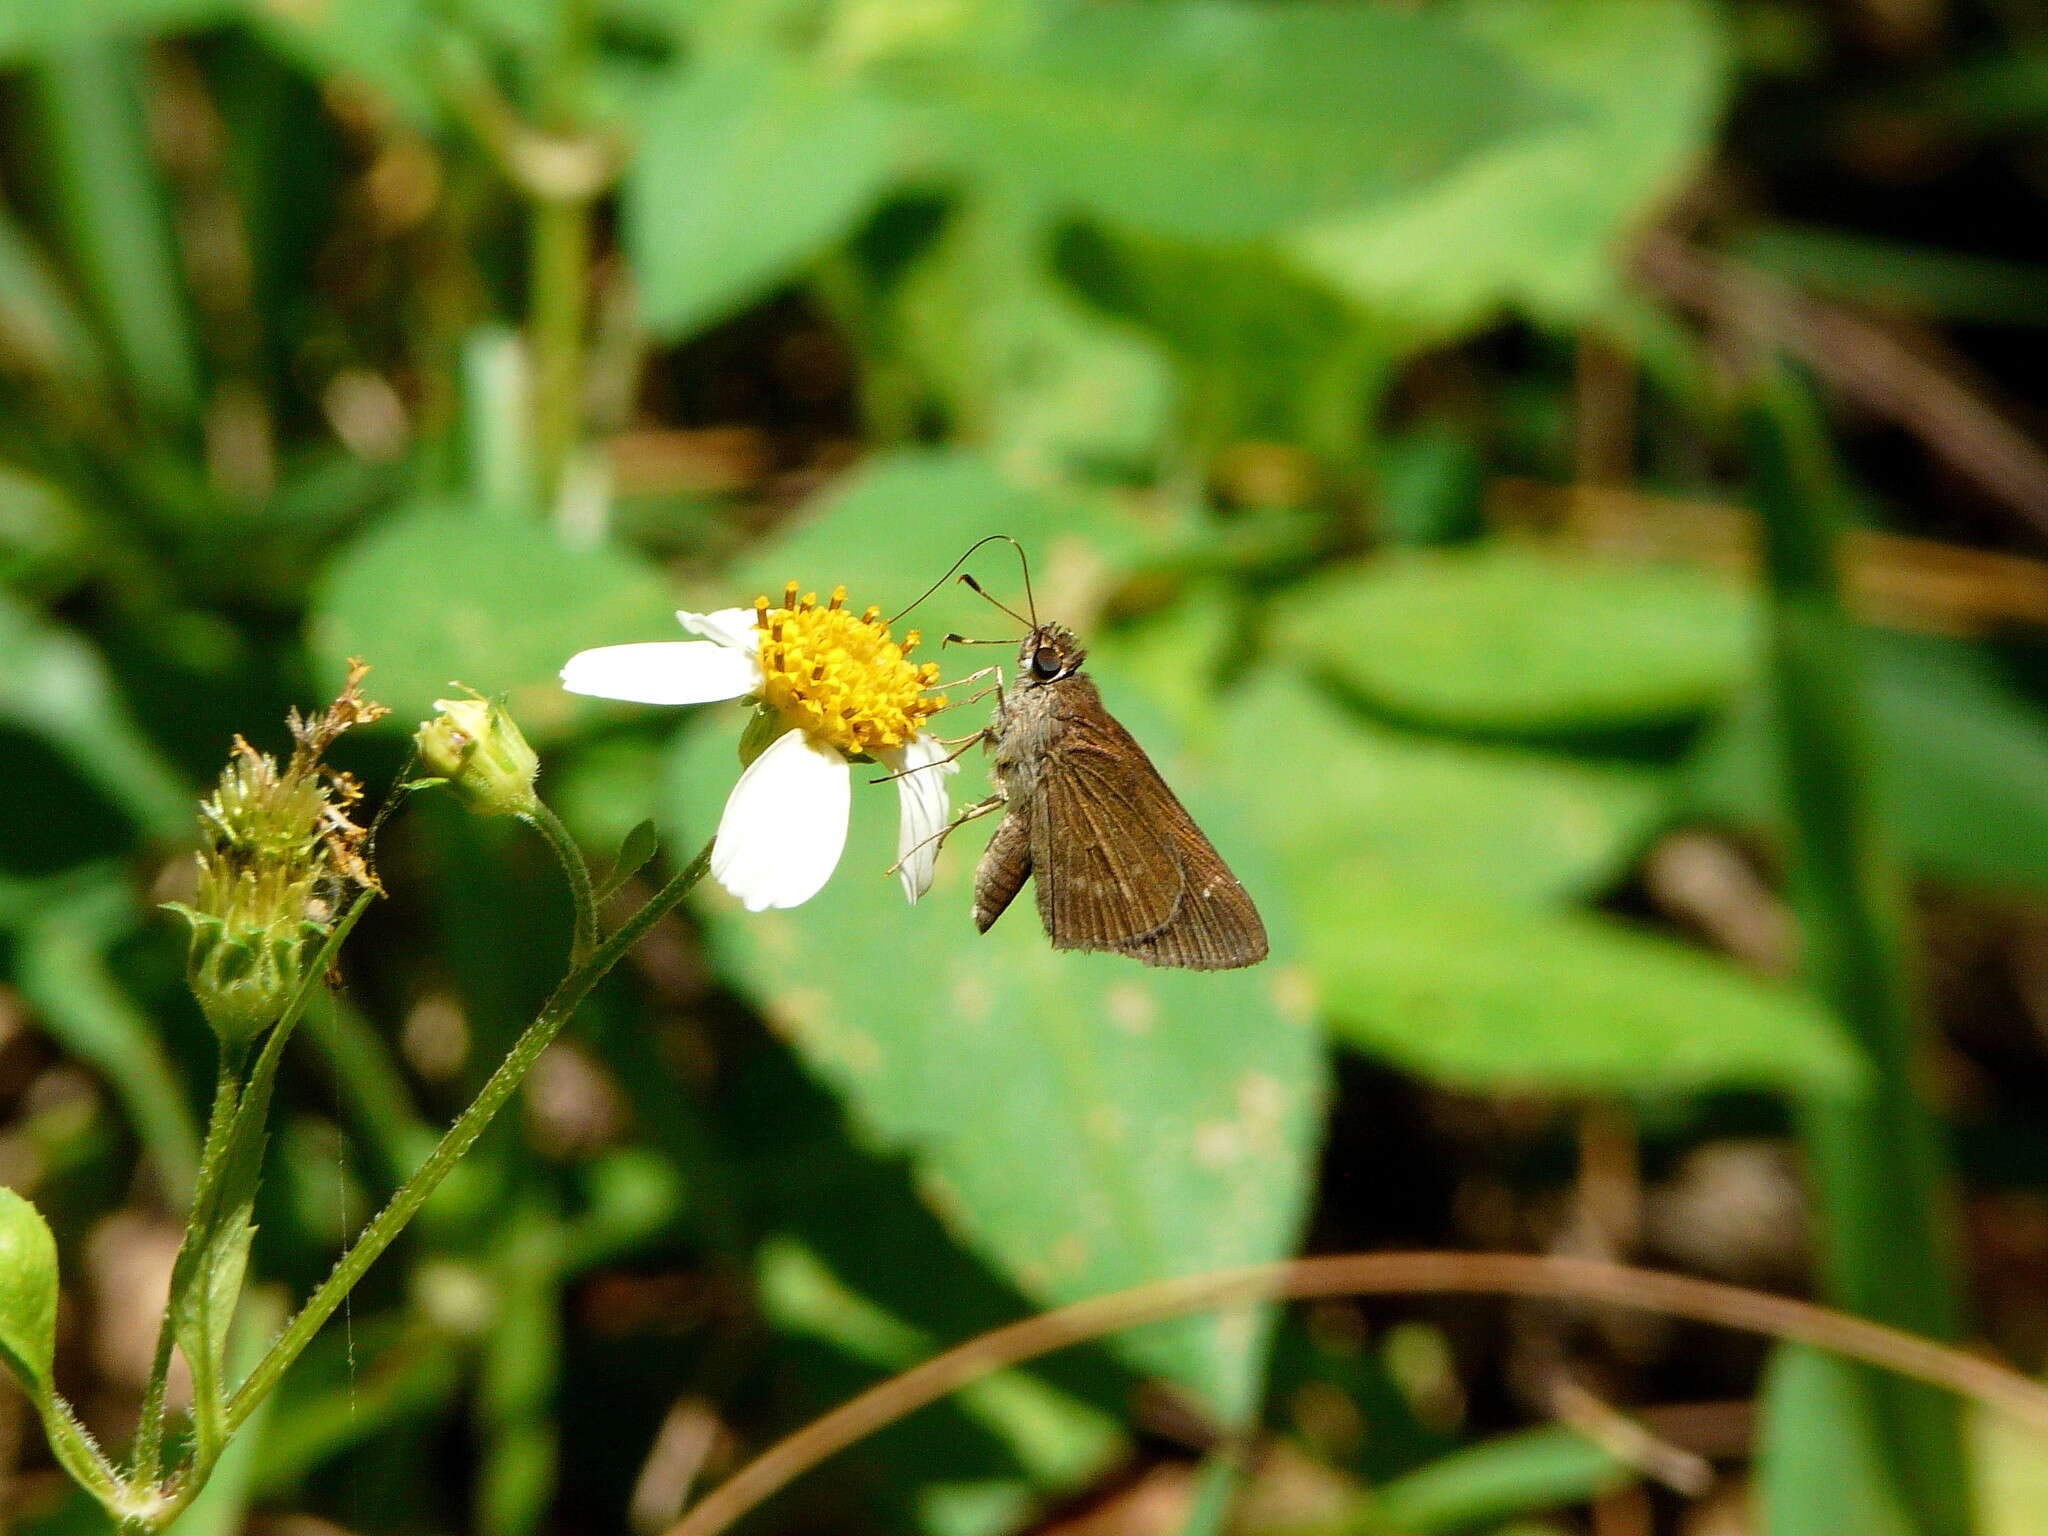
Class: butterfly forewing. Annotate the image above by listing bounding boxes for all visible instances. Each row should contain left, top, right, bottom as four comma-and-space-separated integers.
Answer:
1029, 677, 1266, 970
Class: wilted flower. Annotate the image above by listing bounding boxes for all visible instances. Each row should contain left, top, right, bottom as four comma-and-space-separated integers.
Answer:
561, 583, 956, 911
170, 663, 386, 1045
415, 693, 540, 818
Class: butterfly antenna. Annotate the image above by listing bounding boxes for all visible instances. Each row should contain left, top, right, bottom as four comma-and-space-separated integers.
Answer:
958, 573, 1030, 626
890, 535, 1035, 626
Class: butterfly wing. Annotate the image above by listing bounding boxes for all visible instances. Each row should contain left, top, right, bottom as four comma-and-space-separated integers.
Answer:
1031, 679, 1267, 970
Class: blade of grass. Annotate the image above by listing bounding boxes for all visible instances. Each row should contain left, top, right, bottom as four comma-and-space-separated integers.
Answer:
1744, 367, 1969, 1536
5, 870, 202, 1201
26, 38, 202, 424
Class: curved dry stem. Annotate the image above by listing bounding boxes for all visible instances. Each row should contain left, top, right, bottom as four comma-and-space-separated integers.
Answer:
664, 1250, 2048, 1536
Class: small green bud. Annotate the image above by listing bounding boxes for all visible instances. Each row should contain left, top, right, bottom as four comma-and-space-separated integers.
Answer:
415, 695, 540, 818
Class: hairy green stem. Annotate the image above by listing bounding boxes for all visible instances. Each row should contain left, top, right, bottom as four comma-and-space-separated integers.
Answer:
522, 800, 598, 966
1746, 372, 1968, 1534
132, 1051, 246, 1483
128, 892, 376, 1511
220, 841, 712, 1439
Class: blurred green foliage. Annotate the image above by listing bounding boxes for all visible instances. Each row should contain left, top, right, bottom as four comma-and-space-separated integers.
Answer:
2, 0, 2048, 1532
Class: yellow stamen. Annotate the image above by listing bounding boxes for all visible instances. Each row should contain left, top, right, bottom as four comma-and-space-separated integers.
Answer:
752, 580, 947, 756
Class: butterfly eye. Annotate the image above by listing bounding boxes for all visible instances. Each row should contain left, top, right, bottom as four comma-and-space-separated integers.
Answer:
1031, 646, 1063, 679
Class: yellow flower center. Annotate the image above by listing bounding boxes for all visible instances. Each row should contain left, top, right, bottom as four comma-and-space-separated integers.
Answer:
751, 582, 947, 756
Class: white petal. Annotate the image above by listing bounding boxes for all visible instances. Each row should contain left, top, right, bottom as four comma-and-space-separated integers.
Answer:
561, 642, 760, 705
881, 732, 959, 904
711, 729, 851, 911
678, 608, 761, 652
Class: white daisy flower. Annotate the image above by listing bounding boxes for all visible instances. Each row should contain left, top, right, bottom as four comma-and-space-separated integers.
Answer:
561, 583, 956, 912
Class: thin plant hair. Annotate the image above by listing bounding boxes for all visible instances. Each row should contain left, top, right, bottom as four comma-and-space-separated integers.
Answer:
660, 1249, 2048, 1536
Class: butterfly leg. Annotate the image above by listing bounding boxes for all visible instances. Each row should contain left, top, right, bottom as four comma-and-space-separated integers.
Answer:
867, 730, 989, 785
882, 793, 1003, 878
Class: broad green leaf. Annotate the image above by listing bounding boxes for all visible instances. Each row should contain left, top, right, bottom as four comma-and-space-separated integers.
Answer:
666, 659, 1325, 1416
0, 591, 189, 839
0, 0, 232, 61
0, 1187, 59, 1404
627, 52, 899, 338
1055, 225, 1396, 453
892, 0, 1556, 241
1359, 1426, 1628, 1534
1688, 631, 2048, 896
1221, 668, 1668, 908
1756, 1346, 1917, 1536
894, 194, 1174, 480
306, 502, 675, 738
1288, 0, 1728, 337
1974, 1403, 2048, 1536
1311, 880, 1862, 1097
1272, 546, 1757, 735
698, 446, 1151, 623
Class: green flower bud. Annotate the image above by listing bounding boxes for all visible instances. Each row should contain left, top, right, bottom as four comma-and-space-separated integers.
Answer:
415, 695, 540, 818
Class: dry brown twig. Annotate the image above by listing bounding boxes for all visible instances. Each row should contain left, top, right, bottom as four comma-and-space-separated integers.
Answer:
661, 1250, 2048, 1536
1635, 229, 2048, 540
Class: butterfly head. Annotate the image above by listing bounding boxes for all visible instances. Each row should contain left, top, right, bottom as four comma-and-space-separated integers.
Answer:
1020, 624, 1086, 684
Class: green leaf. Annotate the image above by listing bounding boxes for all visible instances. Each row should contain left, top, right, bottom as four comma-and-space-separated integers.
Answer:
894, 193, 1174, 479
1689, 631, 2048, 896
4, 870, 203, 1200
594, 819, 663, 905
1288, 0, 1728, 337
1974, 1402, 2048, 1536
698, 446, 1151, 619
658, 455, 1316, 1412
892, 0, 1558, 241
1361, 1426, 1629, 1534
1221, 668, 1668, 909
0, 1187, 59, 1404
0, 592, 189, 838
1272, 546, 1757, 736
169, 1207, 256, 1417
627, 51, 899, 339
760, 1235, 1122, 1521
1310, 881, 1863, 1097
666, 659, 1325, 1417
306, 502, 676, 739
1056, 225, 1392, 454
244, 0, 439, 126
0, 0, 233, 62
1756, 1346, 1918, 1536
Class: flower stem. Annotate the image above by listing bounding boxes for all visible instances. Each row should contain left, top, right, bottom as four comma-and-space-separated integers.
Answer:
220, 839, 712, 1440
124, 889, 378, 1516
131, 1050, 245, 1484
522, 800, 598, 966
528, 187, 592, 514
